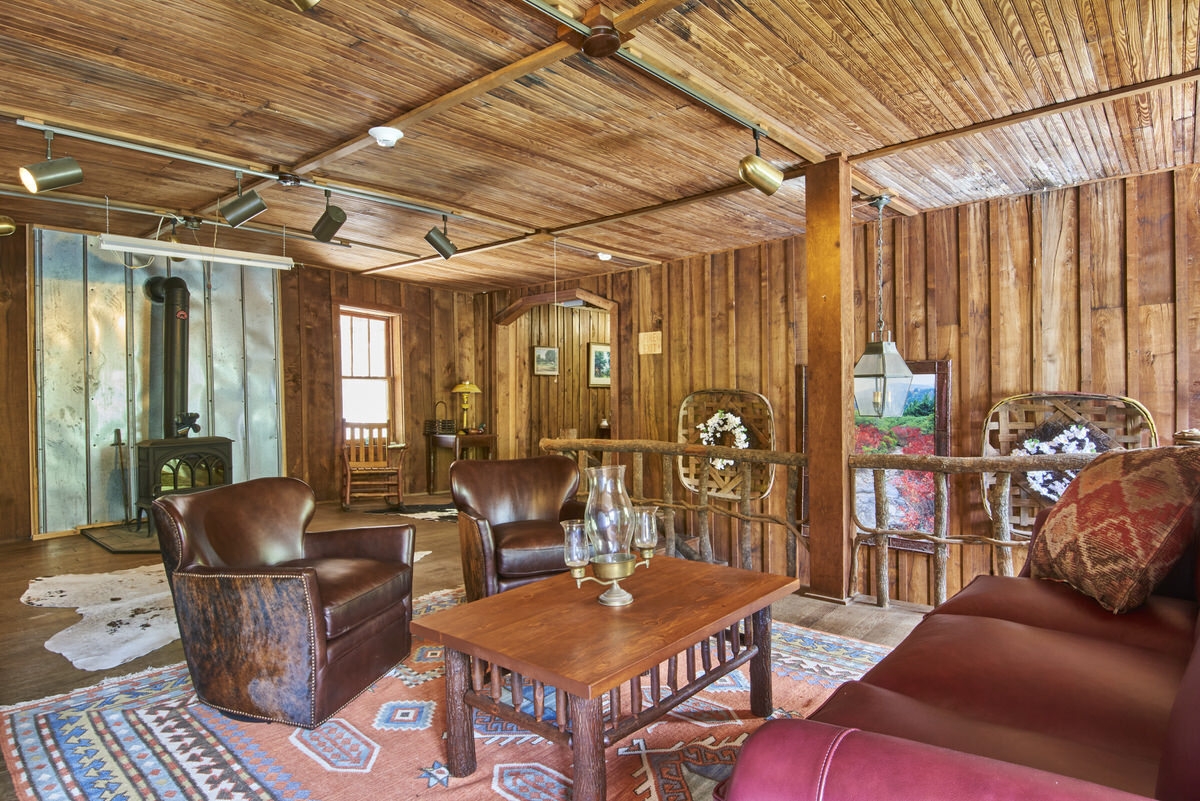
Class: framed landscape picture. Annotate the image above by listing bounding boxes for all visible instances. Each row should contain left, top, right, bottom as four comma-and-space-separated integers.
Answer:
533, 346, 559, 376
588, 343, 611, 387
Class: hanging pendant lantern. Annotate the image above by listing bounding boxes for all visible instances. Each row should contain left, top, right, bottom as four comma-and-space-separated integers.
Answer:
853, 195, 912, 417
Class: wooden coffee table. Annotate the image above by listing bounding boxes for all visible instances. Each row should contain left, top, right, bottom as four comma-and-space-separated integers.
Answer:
411, 556, 799, 801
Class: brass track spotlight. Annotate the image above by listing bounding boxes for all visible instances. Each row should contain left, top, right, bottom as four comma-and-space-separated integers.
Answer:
425, 214, 457, 259
290, 0, 319, 9
738, 129, 783, 196
311, 189, 346, 242
220, 172, 267, 228
0, 215, 15, 236
19, 131, 83, 193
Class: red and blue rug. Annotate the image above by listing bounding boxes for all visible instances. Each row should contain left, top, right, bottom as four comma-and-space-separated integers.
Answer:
1, 588, 889, 800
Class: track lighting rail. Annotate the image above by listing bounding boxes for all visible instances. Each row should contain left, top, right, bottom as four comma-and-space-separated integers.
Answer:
15, 118, 461, 220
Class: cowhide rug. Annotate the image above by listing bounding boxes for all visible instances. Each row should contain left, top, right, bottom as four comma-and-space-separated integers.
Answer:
21, 563, 177, 671
21, 553, 433, 672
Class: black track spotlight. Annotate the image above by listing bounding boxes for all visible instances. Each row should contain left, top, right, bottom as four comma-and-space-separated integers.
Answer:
19, 131, 83, 193
220, 171, 267, 228
425, 214, 457, 259
311, 189, 346, 243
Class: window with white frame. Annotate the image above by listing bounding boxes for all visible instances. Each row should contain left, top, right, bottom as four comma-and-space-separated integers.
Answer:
339, 308, 399, 427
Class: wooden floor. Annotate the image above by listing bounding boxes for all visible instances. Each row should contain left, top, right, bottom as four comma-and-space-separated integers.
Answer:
0, 498, 926, 800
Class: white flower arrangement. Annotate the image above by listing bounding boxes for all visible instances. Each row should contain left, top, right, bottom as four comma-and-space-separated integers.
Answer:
1012, 423, 1099, 501
697, 410, 750, 470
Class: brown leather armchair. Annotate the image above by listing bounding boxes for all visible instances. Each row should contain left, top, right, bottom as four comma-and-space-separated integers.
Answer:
450, 454, 584, 601
152, 476, 414, 728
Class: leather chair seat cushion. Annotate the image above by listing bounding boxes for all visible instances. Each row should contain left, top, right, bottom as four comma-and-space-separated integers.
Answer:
492, 520, 569, 578
932, 574, 1197, 659
811, 681, 1161, 796
852, 613, 1185, 761
282, 557, 412, 638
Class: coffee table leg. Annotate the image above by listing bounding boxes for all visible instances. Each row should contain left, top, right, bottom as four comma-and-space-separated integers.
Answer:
749, 606, 773, 717
570, 694, 605, 801
444, 647, 476, 776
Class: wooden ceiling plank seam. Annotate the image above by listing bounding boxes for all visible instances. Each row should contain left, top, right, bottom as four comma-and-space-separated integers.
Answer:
946, 0, 1049, 114
872, 0, 983, 130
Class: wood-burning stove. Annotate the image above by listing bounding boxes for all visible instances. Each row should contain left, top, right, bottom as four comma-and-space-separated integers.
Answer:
136, 275, 234, 529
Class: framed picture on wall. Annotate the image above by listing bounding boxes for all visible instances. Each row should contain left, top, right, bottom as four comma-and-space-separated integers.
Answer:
588, 343, 611, 387
533, 347, 559, 376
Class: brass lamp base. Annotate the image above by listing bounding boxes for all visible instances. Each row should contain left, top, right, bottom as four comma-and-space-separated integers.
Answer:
575, 552, 648, 607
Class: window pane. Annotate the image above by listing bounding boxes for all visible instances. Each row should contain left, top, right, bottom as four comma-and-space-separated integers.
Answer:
342, 378, 389, 424
351, 316, 370, 376
340, 315, 352, 372
368, 317, 387, 377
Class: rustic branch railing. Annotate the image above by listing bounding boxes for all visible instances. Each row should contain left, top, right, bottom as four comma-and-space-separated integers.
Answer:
540, 438, 808, 575
849, 451, 1099, 608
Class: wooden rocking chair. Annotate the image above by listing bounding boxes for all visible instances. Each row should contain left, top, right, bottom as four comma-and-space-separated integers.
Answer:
341, 421, 406, 510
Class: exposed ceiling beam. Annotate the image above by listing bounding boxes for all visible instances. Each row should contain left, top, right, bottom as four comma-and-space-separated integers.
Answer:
850, 69, 1200, 165
495, 287, 616, 326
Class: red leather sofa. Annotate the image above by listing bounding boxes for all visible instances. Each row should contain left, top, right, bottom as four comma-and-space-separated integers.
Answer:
717, 447, 1200, 801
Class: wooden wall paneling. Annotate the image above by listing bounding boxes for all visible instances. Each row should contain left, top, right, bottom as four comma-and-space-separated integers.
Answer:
0, 228, 32, 541
1031, 189, 1081, 391
988, 196, 1033, 399
278, 270, 305, 482
1176, 167, 1200, 429
470, 293, 493, 435
1078, 180, 1127, 395
298, 267, 338, 498
692, 256, 713, 391
402, 283, 434, 492
1126, 172, 1178, 436
610, 270, 632, 439
633, 265, 665, 497
958, 202, 995, 590
897, 213, 930, 359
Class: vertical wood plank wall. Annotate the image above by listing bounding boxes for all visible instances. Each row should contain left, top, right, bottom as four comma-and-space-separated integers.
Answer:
0, 229, 32, 543
4, 166, 1199, 589
278, 268, 478, 500
492, 168, 1200, 603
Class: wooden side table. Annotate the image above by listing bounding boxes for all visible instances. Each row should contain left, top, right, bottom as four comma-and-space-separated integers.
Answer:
426, 432, 497, 493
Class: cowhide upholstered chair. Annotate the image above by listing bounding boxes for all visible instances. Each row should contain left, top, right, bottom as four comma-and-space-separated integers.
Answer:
153, 476, 414, 728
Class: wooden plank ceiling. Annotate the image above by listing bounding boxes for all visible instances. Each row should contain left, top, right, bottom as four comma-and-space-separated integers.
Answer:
0, 0, 1196, 292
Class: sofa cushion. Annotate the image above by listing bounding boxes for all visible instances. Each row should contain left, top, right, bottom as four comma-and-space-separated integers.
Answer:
493, 520, 569, 578
283, 557, 412, 638
1028, 446, 1200, 613
854, 614, 1186, 763
931, 574, 1197, 659
811, 682, 1162, 796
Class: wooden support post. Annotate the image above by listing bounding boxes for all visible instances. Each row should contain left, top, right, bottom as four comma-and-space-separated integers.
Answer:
805, 153, 855, 602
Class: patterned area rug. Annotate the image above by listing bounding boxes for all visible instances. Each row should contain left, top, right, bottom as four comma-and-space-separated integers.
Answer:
1, 588, 890, 801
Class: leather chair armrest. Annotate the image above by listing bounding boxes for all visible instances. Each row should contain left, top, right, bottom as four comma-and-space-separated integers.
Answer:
171, 566, 329, 726
303, 523, 415, 564
455, 503, 497, 601
715, 719, 1146, 801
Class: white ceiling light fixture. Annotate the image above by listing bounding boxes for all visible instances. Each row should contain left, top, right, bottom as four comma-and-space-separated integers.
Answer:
368, 126, 404, 147
98, 233, 295, 271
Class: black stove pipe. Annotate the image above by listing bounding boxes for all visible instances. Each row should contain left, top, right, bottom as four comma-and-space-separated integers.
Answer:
145, 276, 200, 438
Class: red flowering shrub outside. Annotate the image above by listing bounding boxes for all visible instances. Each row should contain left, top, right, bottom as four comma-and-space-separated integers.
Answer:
855, 419, 937, 532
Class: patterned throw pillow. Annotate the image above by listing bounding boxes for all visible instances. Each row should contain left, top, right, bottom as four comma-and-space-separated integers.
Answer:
1029, 447, 1200, 613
